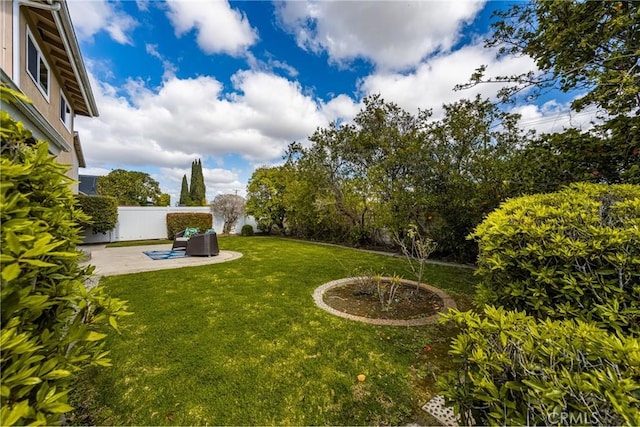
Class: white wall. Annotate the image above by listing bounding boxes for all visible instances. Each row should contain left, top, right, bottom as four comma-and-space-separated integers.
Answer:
82, 206, 257, 243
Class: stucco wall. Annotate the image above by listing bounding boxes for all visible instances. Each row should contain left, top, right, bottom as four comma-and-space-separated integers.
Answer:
82, 207, 258, 244
1, 1, 13, 78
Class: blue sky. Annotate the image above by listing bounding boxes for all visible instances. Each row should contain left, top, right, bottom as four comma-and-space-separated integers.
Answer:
69, 0, 597, 205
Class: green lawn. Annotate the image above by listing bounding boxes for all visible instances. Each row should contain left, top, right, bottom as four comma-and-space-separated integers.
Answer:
104, 239, 173, 248
70, 237, 477, 425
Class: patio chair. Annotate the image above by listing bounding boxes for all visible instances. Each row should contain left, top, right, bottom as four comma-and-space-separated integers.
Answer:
185, 232, 220, 257
171, 230, 189, 250
172, 227, 200, 250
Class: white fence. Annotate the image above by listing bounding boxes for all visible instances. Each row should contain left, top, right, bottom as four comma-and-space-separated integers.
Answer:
82, 206, 257, 244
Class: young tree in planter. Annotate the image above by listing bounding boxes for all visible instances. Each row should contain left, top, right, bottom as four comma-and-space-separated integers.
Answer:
393, 223, 437, 290
212, 194, 245, 234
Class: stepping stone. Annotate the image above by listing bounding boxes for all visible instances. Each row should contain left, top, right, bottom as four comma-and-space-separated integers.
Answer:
422, 395, 460, 426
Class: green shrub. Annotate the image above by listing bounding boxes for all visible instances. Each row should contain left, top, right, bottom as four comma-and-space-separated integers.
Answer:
240, 224, 254, 236
76, 194, 118, 234
469, 183, 640, 335
0, 85, 130, 425
438, 306, 640, 426
166, 212, 212, 238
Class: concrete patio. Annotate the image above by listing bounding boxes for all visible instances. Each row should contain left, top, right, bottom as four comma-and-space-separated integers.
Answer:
80, 244, 243, 276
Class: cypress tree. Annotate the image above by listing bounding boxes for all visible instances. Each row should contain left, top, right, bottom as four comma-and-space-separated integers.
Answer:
189, 159, 207, 206
179, 175, 191, 206
189, 160, 197, 205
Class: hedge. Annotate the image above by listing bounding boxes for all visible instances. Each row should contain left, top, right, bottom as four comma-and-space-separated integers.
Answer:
166, 212, 213, 238
240, 224, 254, 236
469, 183, 640, 335
0, 84, 130, 425
76, 194, 118, 234
438, 306, 640, 426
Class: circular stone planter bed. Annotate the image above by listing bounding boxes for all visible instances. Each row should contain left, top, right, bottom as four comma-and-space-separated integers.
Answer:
313, 277, 457, 326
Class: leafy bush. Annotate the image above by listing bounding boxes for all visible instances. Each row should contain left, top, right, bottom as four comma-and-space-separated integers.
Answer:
469, 183, 640, 335
240, 224, 254, 236
438, 306, 640, 427
166, 212, 212, 238
76, 195, 118, 234
1, 85, 130, 425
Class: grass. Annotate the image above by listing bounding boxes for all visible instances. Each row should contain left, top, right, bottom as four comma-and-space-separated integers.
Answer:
70, 237, 477, 425
103, 239, 173, 248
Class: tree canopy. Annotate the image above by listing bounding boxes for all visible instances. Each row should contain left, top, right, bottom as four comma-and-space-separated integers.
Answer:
243, 2, 639, 259
97, 169, 170, 206
245, 166, 288, 233
246, 95, 531, 260
178, 159, 207, 206
461, 0, 640, 115
179, 175, 191, 206
212, 194, 245, 234
458, 0, 640, 186
189, 159, 207, 206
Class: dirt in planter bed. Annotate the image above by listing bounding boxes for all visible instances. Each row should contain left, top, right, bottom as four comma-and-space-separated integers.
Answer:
322, 281, 444, 320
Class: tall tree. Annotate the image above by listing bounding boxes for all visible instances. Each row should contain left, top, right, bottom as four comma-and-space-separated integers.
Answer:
189, 159, 207, 206
458, 0, 640, 185
274, 95, 528, 261
417, 95, 530, 260
245, 166, 289, 233
179, 175, 191, 206
461, 0, 640, 115
212, 194, 245, 234
97, 169, 169, 206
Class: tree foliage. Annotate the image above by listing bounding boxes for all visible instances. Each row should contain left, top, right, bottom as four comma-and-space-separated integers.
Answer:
243, 1, 640, 258
245, 166, 288, 234
470, 183, 640, 335
1, 84, 130, 425
179, 175, 191, 206
253, 95, 530, 260
461, 0, 640, 114
76, 195, 118, 234
97, 169, 169, 206
438, 306, 640, 427
212, 194, 245, 234
189, 159, 207, 206
456, 0, 640, 187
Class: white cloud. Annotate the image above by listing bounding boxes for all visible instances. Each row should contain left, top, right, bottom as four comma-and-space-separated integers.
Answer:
158, 167, 244, 202
145, 44, 178, 81
276, 0, 485, 71
322, 95, 362, 125
512, 101, 600, 135
358, 43, 537, 118
74, 69, 353, 173
67, 0, 138, 45
79, 167, 111, 176
165, 0, 257, 56
246, 52, 299, 78
136, 0, 150, 12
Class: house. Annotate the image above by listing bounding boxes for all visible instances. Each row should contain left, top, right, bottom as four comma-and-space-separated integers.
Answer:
1, 0, 97, 193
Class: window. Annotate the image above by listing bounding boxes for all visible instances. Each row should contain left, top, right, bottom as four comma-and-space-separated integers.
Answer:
26, 30, 49, 99
60, 92, 72, 130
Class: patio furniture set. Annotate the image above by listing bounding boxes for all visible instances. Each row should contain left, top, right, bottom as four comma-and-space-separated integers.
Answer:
172, 227, 220, 257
